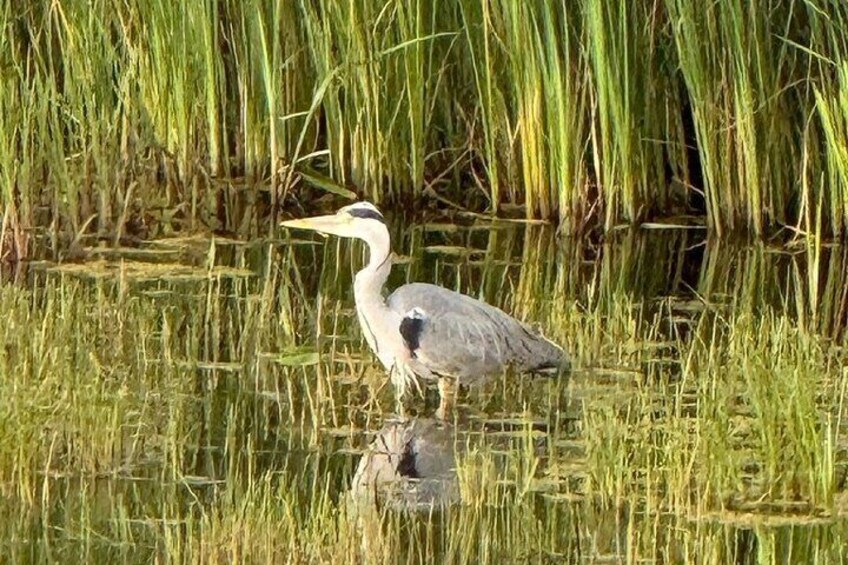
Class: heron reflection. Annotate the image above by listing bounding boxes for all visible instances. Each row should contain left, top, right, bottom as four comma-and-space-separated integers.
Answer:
350, 418, 460, 510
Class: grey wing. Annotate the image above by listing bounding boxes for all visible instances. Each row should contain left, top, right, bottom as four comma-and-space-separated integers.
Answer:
387, 283, 564, 383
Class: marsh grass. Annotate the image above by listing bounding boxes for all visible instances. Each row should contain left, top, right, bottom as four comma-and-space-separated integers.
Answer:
585, 0, 683, 228
5, 1, 848, 253
297, 0, 458, 203
1, 225, 847, 562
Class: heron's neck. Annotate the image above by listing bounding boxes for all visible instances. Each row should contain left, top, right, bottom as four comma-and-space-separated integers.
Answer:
353, 229, 392, 307
352, 227, 401, 371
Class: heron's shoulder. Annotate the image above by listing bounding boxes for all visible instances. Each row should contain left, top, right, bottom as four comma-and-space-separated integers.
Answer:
387, 283, 479, 312
387, 282, 453, 302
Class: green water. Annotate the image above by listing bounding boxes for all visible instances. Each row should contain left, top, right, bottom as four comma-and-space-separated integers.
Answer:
1, 217, 847, 563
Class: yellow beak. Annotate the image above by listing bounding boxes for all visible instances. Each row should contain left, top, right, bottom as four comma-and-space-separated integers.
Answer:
279, 214, 351, 237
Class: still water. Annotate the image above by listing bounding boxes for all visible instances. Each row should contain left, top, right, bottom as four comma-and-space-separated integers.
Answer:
1, 213, 846, 563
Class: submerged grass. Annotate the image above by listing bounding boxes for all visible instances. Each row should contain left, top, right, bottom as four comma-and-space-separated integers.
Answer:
0, 226, 847, 561
5, 1, 848, 251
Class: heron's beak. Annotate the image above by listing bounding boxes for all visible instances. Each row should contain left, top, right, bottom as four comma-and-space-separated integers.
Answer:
279, 214, 350, 237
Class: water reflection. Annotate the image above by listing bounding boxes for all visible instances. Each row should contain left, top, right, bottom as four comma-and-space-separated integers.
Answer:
1, 215, 846, 562
350, 418, 460, 510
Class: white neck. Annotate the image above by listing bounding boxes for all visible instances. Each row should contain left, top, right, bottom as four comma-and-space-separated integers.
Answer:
353, 224, 392, 304
352, 223, 401, 370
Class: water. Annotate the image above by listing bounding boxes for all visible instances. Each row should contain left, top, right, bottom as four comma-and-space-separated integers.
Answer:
1, 216, 846, 563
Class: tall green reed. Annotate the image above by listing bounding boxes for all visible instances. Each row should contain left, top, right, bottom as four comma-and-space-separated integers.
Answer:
585, 0, 683, 228
298, 0, 457, 204
4, 0, 848, 250
458, 1, 591, 222
666, 0, 805, 236
807, 1, 848, 237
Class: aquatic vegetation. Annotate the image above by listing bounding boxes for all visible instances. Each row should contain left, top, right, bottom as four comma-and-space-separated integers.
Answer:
2, 0, 848, 559
3, 0, 848, 253
0, 227, 846, 562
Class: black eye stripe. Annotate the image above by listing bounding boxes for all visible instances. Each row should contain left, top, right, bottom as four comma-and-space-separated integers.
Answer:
347, 207, 385, 223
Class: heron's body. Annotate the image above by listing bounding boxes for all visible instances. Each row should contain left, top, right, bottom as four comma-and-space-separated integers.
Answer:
387, 283, 564, 383
281, 202, 568, 400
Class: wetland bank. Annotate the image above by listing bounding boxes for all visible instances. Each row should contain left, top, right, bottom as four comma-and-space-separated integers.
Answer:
3, 0, 848, 562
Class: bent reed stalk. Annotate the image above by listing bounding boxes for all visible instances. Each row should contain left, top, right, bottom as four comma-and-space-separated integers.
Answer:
1, 0, 848, 254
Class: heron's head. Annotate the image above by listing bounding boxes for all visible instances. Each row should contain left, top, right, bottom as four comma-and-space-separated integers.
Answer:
280, 201, 387, 242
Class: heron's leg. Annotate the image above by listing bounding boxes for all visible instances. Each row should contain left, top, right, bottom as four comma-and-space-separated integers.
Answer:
436, 378, 457, 421
395, 388, 408, 419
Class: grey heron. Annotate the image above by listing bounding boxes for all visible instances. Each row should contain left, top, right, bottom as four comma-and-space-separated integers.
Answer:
280, 201, 569, 413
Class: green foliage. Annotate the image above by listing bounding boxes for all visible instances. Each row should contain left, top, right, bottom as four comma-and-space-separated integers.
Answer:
808, 0, 848, 237
2, 0, 848, 252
